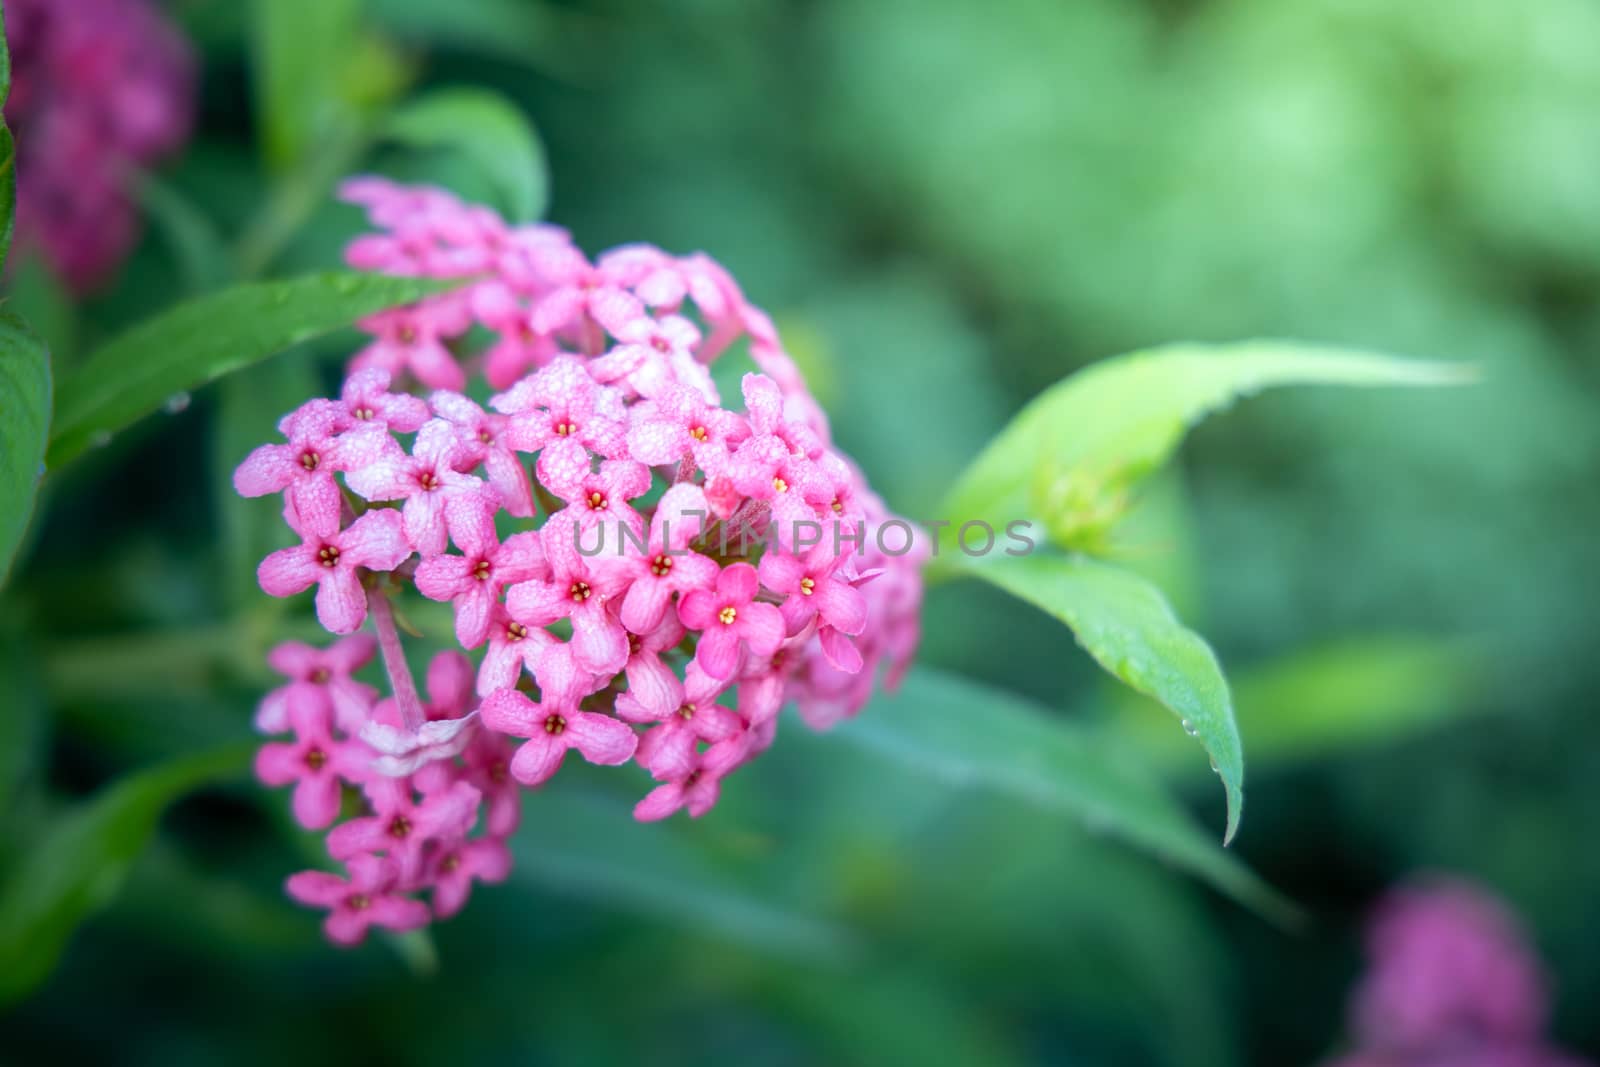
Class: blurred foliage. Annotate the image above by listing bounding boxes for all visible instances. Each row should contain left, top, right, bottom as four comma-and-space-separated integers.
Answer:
4, 0, 1600, 1065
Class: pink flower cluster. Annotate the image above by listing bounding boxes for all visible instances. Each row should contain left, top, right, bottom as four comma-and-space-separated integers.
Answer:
236, 178, 924, 944
4, 0, 194, 292
1327, 878, 1592, 1067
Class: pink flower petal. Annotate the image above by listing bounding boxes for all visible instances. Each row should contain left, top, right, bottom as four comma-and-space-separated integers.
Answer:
257, 545, 320, 597
564, 711, 638, 766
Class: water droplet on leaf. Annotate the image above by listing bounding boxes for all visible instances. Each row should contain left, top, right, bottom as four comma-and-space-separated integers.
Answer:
164, 392, 191, 414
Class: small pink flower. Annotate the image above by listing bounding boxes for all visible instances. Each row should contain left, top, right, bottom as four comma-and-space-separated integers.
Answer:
328, 777, 482, 883
633, 738, 746, 822
445, 733, 522, 838
623, 660, 742, 780
758, 542, 868, 637
414, 498, 546, 648
476, 601, 559, 697
258, 634, 379, 734
617, 615, 687, 720
338, 367, 429, 433
351, 303, 469, 391
605, 483, 719, 635
233, 400, 399, 538
478, 688, 638, 786
737, 642, 803, 727
596, 244, 690, 307
495, 357, 629, 494
728, 434, 831, 535
759, 541, 869, 672
527, 252, 634, 338
626, 382, 749, 477
346, 420, 484, 557
254, 687, 365, 829
552, 458, 652, 539
591, 311, 704, 398
678, 562, 785, 681
472, 280, 558, 389
286, 855, 430, 946
504, 513, 631, 673
430, 837, 512, 919
257, 509, 412, 634
429, 391, 535, 518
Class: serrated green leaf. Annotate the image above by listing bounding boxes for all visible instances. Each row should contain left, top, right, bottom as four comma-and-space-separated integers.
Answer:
0, 743, 252, 1005
943, 341, 1475, 551
954, 553, 1249, 845
46, 272, 460, 468
0, 312, 51, 586
386, 87, 549, 222
836, 667, 1292, 919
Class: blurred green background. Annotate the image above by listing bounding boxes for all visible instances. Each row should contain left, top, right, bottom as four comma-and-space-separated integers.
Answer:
5, 0, 1600, 1064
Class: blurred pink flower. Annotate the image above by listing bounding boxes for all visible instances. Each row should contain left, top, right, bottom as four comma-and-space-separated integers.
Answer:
5, 0, 194, 292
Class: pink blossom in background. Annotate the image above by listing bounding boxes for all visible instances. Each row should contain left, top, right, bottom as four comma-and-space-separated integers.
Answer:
4, 0, 195, 292
238, 179, 925, 943
1325, 878, 1592, 1067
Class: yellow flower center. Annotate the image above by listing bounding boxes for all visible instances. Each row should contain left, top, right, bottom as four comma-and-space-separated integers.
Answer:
718, 606, 738, 625
800, 577, 815, 596
544, 714, 567, 736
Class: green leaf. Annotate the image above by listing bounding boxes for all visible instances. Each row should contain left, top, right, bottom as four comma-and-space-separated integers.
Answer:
512, 789, 859, 964
250, 0, 362, 170
0, 312, 51, 586
46, 272, 459, 468
836, 667, 1292, 918
1110, 635, 1483, 773
953, 553, 1249, 845
0, 743, 252, 1006
943, 341, 1475, 552
386, 87, 549, 222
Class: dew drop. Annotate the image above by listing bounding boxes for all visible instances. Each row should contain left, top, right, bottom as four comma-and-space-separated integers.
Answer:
163, 392, 191, 414
90, 430, 113, 449
1208, 757, 1221, 775
1181, 718, 1198, 737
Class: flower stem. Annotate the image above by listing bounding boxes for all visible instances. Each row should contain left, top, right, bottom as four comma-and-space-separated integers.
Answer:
367, 585, 425, 733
